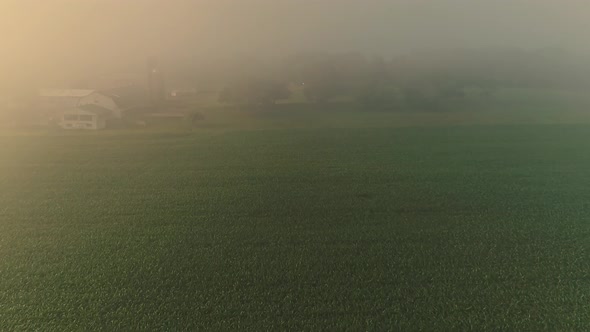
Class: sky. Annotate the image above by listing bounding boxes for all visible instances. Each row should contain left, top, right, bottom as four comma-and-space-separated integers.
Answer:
1, 0, 590, 83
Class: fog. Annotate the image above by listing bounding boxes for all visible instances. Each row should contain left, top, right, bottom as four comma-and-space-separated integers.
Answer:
2, 0, 590, 88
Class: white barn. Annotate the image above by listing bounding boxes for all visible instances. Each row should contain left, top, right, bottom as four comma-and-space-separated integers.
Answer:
39, 89, 122, 118
58, 104, 113, 130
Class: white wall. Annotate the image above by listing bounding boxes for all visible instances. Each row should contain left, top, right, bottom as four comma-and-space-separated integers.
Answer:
59, 109, 105, 130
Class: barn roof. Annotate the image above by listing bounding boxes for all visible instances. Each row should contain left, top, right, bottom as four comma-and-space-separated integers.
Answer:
40, 89, 96, 97
77, 104, 113, 115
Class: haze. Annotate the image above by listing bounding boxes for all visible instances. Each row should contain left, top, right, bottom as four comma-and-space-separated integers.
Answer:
2, 0, 590, 81
5, 1, 590, 329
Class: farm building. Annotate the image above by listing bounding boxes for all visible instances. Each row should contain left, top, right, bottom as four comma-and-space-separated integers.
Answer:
57, 104, 113, 130
39, 89, 122, 118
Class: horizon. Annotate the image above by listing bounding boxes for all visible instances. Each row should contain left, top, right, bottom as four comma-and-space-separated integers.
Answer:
3, 0, 590, 85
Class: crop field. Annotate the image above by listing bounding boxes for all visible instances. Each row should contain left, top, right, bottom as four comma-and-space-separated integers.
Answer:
1, 112, 590, 330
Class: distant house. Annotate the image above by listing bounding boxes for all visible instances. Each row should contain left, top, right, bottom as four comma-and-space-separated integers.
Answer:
39, 89, 122, 117
38, 86, 150, 129
58, 104, 113, 130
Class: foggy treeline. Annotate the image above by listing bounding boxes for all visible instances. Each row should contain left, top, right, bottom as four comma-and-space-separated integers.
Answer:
191, 48, 590, 110
4, 48, 590, 115
3, 1, 590, 113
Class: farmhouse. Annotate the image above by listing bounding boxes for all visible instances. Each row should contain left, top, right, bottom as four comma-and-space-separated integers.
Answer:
39, 88, 145, 129
36, 85, 152, 129
58, 104, 114, 130
40, 89, 122, 117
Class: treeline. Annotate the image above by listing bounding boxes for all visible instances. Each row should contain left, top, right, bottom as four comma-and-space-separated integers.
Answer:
190, 48, 590, 110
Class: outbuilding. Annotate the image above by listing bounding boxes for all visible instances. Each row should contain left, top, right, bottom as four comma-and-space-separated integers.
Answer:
39, 89, 122, 118
58, 104, 113, 130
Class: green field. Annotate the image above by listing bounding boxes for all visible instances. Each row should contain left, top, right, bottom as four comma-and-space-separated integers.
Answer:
1, 109, 590, 330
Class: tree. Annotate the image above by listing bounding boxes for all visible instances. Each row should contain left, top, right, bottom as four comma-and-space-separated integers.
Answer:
219, 79, 290, 106
296, 53, 369, 103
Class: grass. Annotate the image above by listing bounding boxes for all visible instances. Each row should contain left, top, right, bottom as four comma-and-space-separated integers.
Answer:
1, 109, 590, 330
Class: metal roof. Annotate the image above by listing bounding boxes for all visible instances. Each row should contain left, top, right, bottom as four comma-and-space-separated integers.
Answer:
77, 104, 113, 115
